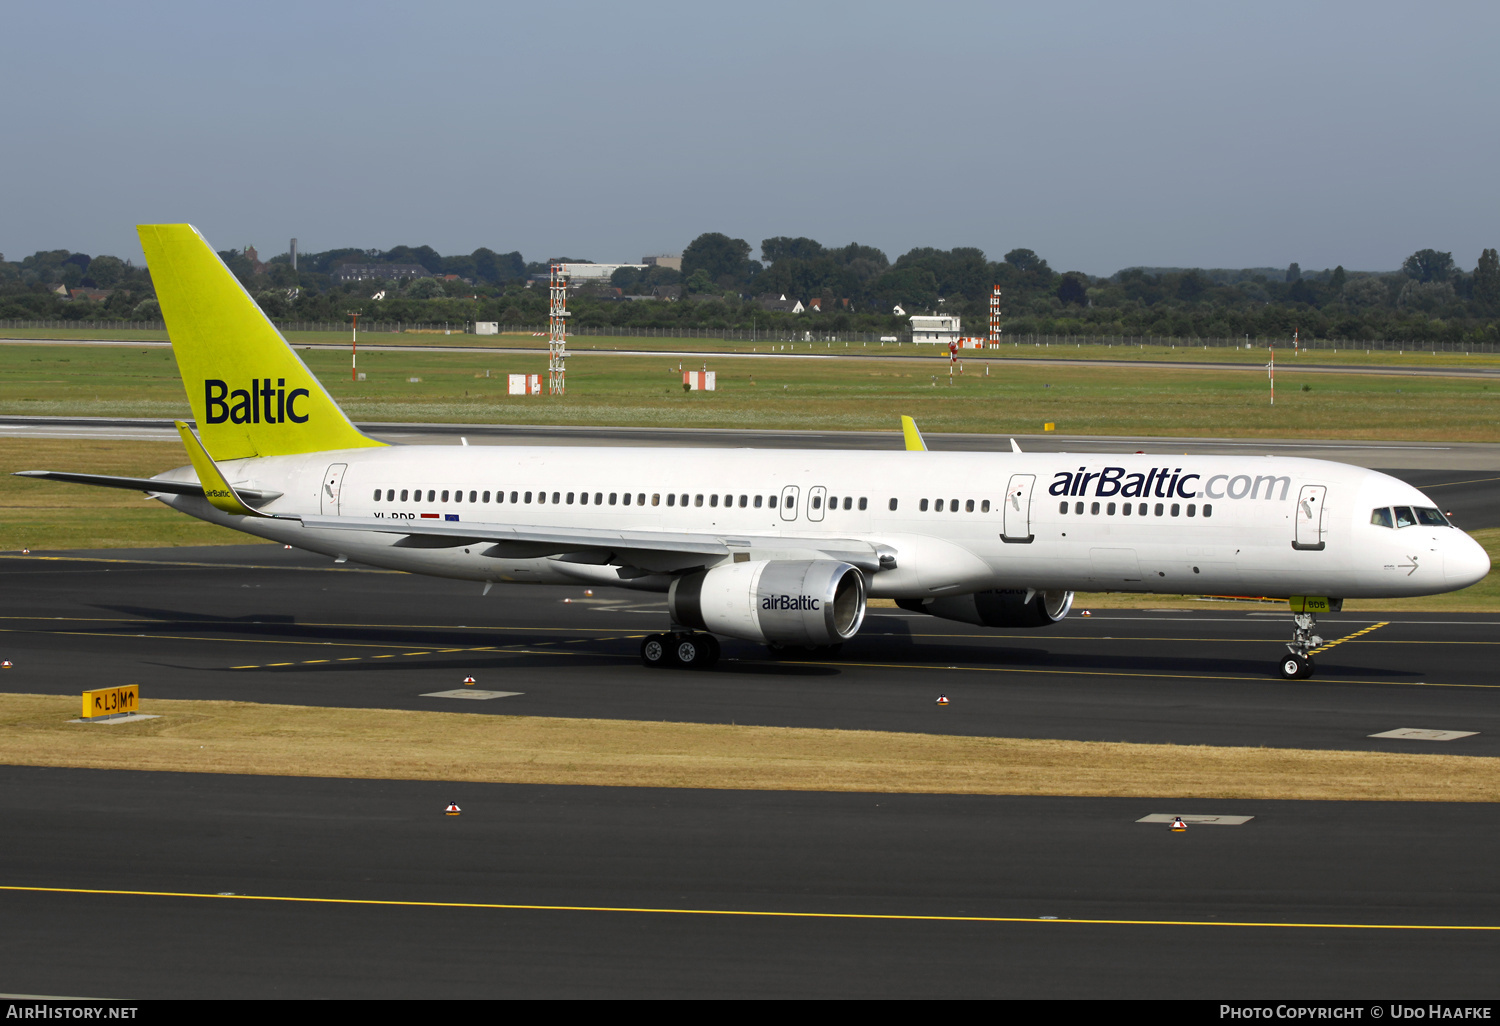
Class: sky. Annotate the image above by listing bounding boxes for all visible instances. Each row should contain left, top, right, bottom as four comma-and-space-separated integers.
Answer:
2, 0, 1497, 276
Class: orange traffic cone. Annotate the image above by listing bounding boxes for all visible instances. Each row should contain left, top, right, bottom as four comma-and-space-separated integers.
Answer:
1171, 817, 1187, 832
462, 675, 477, 686
445, 802, 461, 816
936, 694, 950, 706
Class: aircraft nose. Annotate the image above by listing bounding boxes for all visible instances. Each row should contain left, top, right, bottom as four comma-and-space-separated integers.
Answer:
1445, 533, 1492, 589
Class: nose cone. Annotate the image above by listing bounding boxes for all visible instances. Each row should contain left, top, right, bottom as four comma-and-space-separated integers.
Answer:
1446, 532, 1492, 589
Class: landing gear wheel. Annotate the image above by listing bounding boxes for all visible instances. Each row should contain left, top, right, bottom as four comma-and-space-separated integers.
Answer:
1278, 654, 1313, 680
640, 634, 670, 668
673, 633, 719, 670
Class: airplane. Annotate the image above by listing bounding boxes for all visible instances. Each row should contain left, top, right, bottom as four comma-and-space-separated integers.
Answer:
14, 225, 1491, 680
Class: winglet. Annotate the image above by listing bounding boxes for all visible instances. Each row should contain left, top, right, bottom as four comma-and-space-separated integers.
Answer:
174, 421, 265, 517
1010, 438, 1022, 453
900, 416, 927, 452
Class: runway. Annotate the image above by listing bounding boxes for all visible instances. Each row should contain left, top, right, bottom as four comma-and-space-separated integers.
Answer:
2, 548, 1498, 996
3, 766, 1497, 998
2, 546, 1497, 754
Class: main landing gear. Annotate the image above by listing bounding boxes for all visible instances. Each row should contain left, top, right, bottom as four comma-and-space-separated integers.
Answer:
1277, 612, 1324, 680
640, 631, 720, 670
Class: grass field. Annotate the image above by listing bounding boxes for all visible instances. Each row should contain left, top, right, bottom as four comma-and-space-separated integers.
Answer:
4, 327, 1500, 369
3, 692, 1495, 801
4, 341, 1500, 439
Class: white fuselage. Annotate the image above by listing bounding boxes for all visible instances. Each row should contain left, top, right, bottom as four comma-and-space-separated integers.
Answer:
152, 445, 1490, 600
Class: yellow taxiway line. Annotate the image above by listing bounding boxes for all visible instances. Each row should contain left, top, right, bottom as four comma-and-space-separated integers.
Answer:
2, 884, 1495, 932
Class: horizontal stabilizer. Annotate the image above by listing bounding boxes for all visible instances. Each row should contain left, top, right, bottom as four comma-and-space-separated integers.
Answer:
12, 469, 281, 504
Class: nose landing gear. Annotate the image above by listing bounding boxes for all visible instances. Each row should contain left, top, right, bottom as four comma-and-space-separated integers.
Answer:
1278, 612, 1323, 679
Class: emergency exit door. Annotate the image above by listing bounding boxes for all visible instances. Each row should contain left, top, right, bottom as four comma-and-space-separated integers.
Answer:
1002, 473, 1035, 543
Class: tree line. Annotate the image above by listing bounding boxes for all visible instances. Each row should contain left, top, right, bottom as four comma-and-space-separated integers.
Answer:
2, 235, 1497, 345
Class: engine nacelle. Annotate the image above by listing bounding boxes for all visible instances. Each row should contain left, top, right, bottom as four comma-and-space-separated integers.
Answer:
669, 559, 867, 646
898, 589, 1073, 629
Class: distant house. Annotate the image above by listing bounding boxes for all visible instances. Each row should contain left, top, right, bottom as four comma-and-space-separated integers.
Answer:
756, 292, 804, 314
910, 313, 962, 346
332, 264, 431, 284
69, 288, 112, 302
48, 284, 69, 298
642, 255, 683, 271
651, 284, 682, 301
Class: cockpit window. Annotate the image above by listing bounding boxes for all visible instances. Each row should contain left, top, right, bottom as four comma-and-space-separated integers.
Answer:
1370, 508, 1394, 529
1393, 506, 1416, 528
1415, 507, 1449, 527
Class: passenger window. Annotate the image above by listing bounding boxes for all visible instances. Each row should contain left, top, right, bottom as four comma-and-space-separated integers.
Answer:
1394, 506, 1416, 528
567, 492, 575, 504
442, 490, 450, 503
1137, 503, 1147, 516
510, 491, 518, 503
1203, 504, 1213, 517
580, 492, 588, 505
694, 495, 703, 507
652, 494, 660, 506
1187, 504, 1196, 517
1075, 502, 1084, 515
1121, 502, 1131, 516
812, 496, 822, 510
888, 498, 898, 511
936, 499, 944, 512
951, 499, 959, 512
966, 499, 975, 512
553, 492, 561, 504
1059, 501, 1068, 514
427, 490, 435, 503
921, 499, 930, 512
482, 491, 490, 503
859, 498, 868, 510
1107, 502, 1116, 515
1154, 503, 1164, 516
538, 492, 546, 504
1416, 507, 1448, 527
400, 489, 409, 502
525, 491, 533, 503
710, 494, 719, 507
373, 489, 381, 501
637, 494, 645, 505
667, 494, 676, 506
844, 497, 853, 510
609, 493, 618, 505
1091, 502, 1100, 515
754, 495, 763, 508
786, 496, 796, 511
595, 493, 603, 504
979, 499, 988, 513
1171, 503, 1180, 517
769, 495, 777, 508
739, 495, 748, 507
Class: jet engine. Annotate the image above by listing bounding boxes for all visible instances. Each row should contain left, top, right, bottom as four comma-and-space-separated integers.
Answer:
898, 589, 1073, 628
669, 559, 867, 646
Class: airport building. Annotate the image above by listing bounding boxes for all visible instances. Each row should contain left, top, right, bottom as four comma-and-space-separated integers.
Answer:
909, 313, 962, 346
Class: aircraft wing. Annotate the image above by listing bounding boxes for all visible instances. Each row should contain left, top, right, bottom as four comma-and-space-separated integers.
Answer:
12, 470, 282, 504
289, 512, 895, 573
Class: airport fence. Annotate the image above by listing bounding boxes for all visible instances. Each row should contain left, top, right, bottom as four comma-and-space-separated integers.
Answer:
1, 319, 1496, 354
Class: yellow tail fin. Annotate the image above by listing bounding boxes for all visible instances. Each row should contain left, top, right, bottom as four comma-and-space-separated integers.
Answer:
138, 224, 383, 460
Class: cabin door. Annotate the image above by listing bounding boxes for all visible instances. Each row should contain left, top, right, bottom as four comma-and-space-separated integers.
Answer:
807, 485, 827, 522
321, 463, 348, 515
1002, 473, 1035, 543
779, 485, 800, 521
1293, 484, 1327, 551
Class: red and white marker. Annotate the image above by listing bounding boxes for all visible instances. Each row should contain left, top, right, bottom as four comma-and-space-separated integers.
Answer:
936, 694, 950, 706
462, 675, 477, 686
445, 802, 461, 816
1171, 817, 1187, 832
0, 660, 11, 669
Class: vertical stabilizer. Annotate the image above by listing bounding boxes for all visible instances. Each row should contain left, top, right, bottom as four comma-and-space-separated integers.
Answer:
138, 224, 384, 460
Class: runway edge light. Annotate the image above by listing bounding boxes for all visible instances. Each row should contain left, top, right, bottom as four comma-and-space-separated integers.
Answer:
445, 802, 461, 816
1171, 817, 1187, 832
936, 694, 950, 706
462, 675, 477, 686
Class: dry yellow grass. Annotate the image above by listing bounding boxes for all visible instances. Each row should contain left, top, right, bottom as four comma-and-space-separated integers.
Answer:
4, 693, 1495, 802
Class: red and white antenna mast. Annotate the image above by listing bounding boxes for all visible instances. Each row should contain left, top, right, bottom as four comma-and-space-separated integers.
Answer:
988, 285, 1003, 345
548, 264, 568, 395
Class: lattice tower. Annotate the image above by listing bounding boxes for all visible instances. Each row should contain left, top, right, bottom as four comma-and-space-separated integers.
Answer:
548, 264, 568, 395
